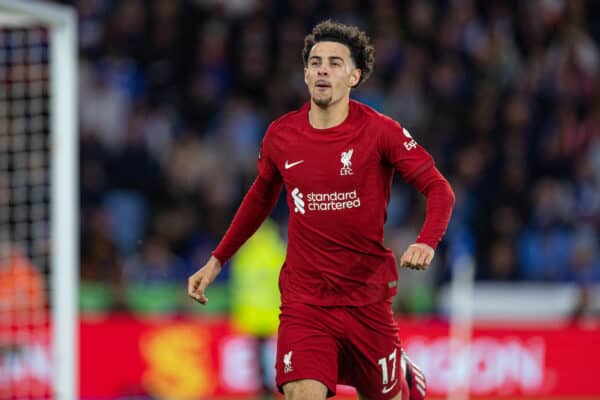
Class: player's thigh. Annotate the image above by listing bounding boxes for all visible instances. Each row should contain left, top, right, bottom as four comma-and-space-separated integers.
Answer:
283, 379, 327, 400
276, 303, 340, 396
340, 300, 404, 399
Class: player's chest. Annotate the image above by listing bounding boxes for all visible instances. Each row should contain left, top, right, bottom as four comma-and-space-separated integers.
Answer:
273, 136, 379, 188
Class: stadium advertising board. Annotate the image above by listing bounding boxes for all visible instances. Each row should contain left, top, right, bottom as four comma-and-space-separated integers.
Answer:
76, 315, 600, 398
3, 316, 597, 398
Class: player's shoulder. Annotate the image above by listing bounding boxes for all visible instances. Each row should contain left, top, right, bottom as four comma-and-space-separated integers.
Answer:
351, 99, 404, 132
268, 102, 309, 134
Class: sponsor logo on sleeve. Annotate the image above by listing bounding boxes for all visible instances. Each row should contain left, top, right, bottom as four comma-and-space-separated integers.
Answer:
403, 128, 417, 151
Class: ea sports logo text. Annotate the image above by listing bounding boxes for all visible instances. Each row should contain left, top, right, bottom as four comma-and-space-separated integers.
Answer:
403, 128, 417, 151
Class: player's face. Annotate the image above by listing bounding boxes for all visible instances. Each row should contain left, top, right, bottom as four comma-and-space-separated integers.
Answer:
304, 41, 361, 108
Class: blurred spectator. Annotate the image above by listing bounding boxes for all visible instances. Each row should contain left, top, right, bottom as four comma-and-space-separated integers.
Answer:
570, 227, 600, 283
80, 208, 124, 310
0, 244, 46, 325
518, 179, 574, 281
486, 239, 519, 281
79, 61, 130, 150
123, 234, 188, 285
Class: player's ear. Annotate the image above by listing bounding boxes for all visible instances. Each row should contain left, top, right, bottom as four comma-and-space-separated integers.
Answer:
304, 67, 308, 85
349, 68, 361, 87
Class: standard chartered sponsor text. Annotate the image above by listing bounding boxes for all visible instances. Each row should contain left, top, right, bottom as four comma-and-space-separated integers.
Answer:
306, 190, 361, 211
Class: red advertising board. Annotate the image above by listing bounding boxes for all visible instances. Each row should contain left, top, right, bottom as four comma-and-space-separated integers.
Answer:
0, 322, 52, 398
2, 316, 598, 398
398, 319, 600, 398
77, 315, 600, 399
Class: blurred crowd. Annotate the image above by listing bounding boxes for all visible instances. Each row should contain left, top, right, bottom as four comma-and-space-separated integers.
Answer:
60, 0, 600, 313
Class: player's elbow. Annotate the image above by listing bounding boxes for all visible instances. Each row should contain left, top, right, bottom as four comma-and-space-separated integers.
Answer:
428, 177, 456, 212
445, 180, 456, 209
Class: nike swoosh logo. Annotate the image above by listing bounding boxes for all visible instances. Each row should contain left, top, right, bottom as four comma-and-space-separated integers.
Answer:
285, 160, 304, 169
381, 379, 398, 394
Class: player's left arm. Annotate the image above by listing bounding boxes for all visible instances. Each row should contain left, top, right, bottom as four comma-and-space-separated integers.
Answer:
378, 122, 455, 270
400, 165, 454, 269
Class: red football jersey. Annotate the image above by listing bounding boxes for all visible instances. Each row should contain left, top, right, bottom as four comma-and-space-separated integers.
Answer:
258, 100, 434, 306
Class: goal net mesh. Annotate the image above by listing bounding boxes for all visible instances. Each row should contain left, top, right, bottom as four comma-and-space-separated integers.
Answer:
0, 25, 53, 398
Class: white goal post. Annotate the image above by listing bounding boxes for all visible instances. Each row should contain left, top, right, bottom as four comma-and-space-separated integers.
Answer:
447, 254, 475, 400
0, 0, 77, 399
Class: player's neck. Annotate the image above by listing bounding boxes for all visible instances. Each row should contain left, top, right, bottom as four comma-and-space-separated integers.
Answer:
308, 98, 350, 130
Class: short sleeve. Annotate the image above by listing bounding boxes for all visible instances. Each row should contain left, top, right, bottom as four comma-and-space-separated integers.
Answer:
379, 120, 434, 183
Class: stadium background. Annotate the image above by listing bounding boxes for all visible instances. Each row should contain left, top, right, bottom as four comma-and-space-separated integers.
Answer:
6, 0, 600, 399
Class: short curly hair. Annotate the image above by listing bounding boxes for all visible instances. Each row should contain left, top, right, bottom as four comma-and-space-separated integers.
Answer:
302, 20, 375, 88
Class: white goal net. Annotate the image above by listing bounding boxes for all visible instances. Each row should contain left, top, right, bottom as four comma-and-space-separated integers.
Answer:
0, 1, 77, 399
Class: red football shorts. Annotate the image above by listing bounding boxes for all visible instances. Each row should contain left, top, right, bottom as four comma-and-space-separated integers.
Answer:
275, 299, 409, 399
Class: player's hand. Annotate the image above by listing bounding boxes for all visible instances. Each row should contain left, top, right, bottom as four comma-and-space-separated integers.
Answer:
399, 243, 434, 270
188, 256, 222, 305
401, 349, 427, 400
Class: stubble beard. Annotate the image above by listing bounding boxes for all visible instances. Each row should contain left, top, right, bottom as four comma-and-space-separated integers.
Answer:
313, 93, 333, 108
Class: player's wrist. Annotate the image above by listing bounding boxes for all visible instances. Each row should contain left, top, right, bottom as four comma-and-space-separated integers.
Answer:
208, 255, 223, 270
210, 251, 226, 267
414, 240, 435, 251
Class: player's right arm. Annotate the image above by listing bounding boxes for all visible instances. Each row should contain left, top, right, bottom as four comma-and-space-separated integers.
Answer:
188, 255, 222, 304
188, 124, 283, 304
